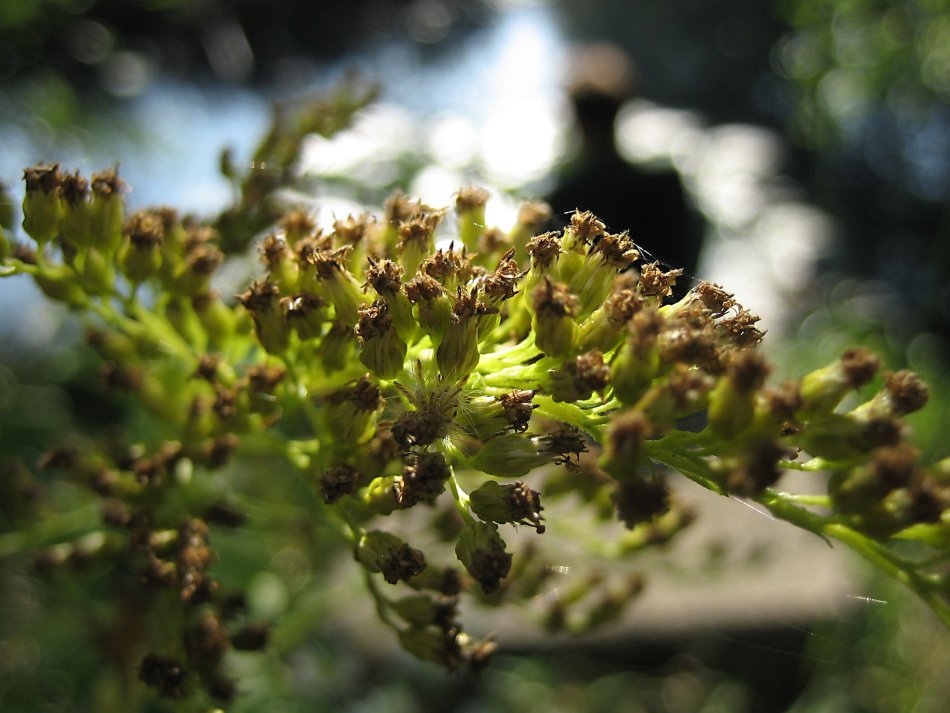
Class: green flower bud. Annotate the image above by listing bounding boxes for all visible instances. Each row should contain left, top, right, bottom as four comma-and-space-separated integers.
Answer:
469, 480, 544, 533
610, 310, 662, 405
259, 233, 300, 293
245, 363, 286, 418
508, 200, 552, 264
455, 521, 512, 593
119, 210, 164, 284
237, 279, 291, 355
456, 186, 489, 251
319, 321, 357, 373
569, 231, 639, 316
436, 290, 494, 384
357, 530, 427, 584
612, 475, 670, 528
285, 292, 328, 341
192, 292, 237, 345
60, 170, 94, 249
576, 287, 643, 353
397, 626, 460, 667
363, 476, 399, 516
406, 275, 453, 345
548, 350, 609, 403
307, 247, 371, 327
22, 164, 64, 246
80, 247, 115, 295
365, 258, 416, 342
398, 210, 444, 276
600, 411, 652, 480
557, 210, 604, 284
707, 351, 770, 440
392, 593, 457, 628
89, 168, 126, 255
0, 181, 15, 234
395, 451, 451, 508
829, 445, 920, 515
531, 278, 578, 359
318, 463, 362, 504
325, 375, 383, 444
469, 433, 549, 478
800, 347, 880, 415
462, 389, 537, 439
356, 301, 408, 380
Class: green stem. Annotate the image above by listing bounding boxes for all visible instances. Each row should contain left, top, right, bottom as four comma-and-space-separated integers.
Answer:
534, 395, 606, 441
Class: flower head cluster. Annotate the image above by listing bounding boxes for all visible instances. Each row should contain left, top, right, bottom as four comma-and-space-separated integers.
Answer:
4, 162, 950, 704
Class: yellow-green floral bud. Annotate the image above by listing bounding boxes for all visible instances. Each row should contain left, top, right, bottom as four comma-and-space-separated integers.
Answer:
800, 347, 880, 415
469, 433, 549, 477
548, 350, 609, 403
237, 279, 291, 355
610, 310, 662, 405
356, 301, 408, 380
356, 530, 427, 584
395, 451, 451, 508
469, 480, 544, 533
318, 463, 362, 504
576, 287, 643, 353
851, 370, 929, 421
455, 521, 511, 593
319, 321, 357, 373
306, 246, 371, 327
557, 210, 604, 284
829, 444, 920, 515
80, 247, 115, 295
531, 278, 578, 359
392, 593, 457, 628
60, 170, 94, 248
365, 258, 416, 342
119, 210, 164, 284
569, 231, 640, 316
244, 363, 285, 419
89, 168, 126, 255
325, 375, 383, 443
259, 233, 300, 293
398, 210, 444, 276
600, 411, 652, 480
612, 475, 670, 528
361, 475, 397, 516
22, 163, 64, 246
437, 290, 494, 384
0, 181, 14, 234
456, 186, 489, 251
285, 292, 328, 341
707, 351, 770, 440
192, 292, 237, 345
509, 199, 552, 264
397, 626, 459, 667
406, 274, 453, 345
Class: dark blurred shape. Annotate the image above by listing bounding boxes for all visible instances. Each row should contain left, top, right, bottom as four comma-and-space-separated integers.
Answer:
547, 43, 703, 275
0, 0, 493, 88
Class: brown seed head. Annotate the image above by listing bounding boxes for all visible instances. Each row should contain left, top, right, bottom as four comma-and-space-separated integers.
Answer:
533, 278, 578, 317
569, 210, 606, 243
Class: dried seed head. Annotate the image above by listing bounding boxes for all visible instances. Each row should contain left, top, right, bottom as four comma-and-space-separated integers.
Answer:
591, 231, 640, 268
693, 282, 736, 317
883, 370, 928, 415
533, 278, 578, 317
569, 210, 606, 244
456, 186, 490, 213
24, 163, 63, 194
841, 347, 880, 389
526, 231, 562, 269
638, 262, 683, 298
365, 257, 404, 295
726, 350, 771, 393
319, 464, 362, 504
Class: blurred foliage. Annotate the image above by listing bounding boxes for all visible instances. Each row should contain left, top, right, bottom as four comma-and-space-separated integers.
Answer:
776, 0, 950, 146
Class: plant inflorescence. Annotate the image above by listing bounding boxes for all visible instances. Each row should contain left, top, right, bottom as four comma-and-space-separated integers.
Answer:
2, 156, 949, 706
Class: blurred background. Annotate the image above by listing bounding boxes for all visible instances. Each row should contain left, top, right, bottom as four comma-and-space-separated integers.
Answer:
1, 0, 949, 711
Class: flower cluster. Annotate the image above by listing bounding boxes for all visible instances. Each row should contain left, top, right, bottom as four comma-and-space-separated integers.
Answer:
3, 162, 950, 705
